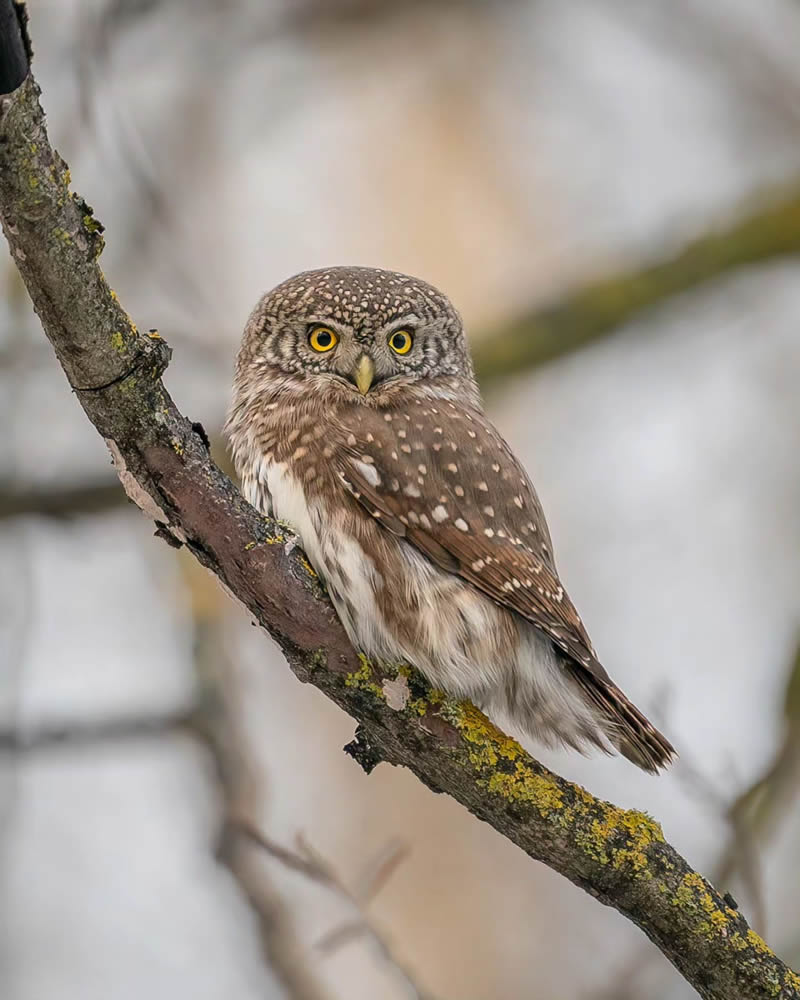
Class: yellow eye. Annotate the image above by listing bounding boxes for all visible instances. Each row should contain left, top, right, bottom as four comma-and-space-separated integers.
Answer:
388, 329, 413, 355
308, 325, 338, 352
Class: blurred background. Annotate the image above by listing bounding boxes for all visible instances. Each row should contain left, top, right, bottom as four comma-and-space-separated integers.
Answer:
2, 1, 800, 997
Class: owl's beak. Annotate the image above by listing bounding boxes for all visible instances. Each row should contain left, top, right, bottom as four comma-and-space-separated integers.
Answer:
353, 354, 375, 395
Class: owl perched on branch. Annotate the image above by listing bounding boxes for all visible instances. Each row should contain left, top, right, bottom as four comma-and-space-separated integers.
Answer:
226, 267, 675, 772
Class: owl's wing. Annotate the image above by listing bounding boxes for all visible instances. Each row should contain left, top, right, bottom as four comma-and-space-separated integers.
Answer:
334, 397, 675, 771
335, 398, 597, 668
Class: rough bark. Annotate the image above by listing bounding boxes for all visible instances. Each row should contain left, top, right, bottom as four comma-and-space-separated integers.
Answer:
0, 15, 797, 1000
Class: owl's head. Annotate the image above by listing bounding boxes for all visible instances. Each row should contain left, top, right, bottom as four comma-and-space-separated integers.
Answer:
233, 266, 479, 407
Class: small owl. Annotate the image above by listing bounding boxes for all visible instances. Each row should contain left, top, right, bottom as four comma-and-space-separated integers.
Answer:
226, 267, 675, 772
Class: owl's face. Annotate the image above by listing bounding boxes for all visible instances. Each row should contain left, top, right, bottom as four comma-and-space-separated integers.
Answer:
235, 267, 478, 406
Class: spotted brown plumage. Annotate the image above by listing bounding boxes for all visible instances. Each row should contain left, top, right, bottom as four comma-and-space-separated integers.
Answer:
226, 266, 676, 772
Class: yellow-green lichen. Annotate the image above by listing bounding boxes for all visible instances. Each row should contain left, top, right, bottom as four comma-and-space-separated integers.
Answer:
345, 654, 383, 699
441, 700, 523, 769
784, 969, 800, 993
746, 928, 775, 956
576, 806, 663, 871
298, 554, 317, 578
670, 872, 743, 941
116, 376, 136, 394
441, 701, 667, 857
407, 687, 444, 717
306, 648, 327, 673
485, 762, 565, 816
244, 541, 257, 551
110, 330, 125, 352
440, 701, 565, 816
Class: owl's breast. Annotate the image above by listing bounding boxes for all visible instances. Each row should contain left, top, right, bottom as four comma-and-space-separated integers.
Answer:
260, 458, 323, 553
257, 455, 395, 656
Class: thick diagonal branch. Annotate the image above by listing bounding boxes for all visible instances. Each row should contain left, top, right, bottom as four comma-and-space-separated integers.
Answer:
0, 36, 797, 1000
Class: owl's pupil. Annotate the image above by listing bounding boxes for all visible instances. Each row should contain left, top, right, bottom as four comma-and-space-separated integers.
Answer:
317, 331, 331, 347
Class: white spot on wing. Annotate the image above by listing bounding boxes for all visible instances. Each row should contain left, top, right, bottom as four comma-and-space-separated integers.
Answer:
353, 459, 381, 487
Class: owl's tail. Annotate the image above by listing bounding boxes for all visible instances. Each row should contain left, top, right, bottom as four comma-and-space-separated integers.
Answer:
574, 669, 677, 774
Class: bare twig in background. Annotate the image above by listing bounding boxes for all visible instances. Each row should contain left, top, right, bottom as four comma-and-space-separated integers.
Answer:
0, 480, 131, 520
237, 823, 438, 1000
0, 706, 197, 753
1, 14, 799, 1000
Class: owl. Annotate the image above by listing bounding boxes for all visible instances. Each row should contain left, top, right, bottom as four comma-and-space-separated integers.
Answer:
226, 267, 676, 772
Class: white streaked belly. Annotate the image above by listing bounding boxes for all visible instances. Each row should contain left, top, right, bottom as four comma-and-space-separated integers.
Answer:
253, 459, 389, 655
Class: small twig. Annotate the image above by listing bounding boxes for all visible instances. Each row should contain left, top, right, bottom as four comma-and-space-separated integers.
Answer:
240, 824, 441, 1000
0, 706, 197, 753
351, 838, 410, 905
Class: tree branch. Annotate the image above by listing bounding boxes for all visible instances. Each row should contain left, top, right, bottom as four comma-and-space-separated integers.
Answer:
0, 707, 195, 752
0, 19, 797, 1000
473, 181, 800, 381
0, 479, 131, 519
